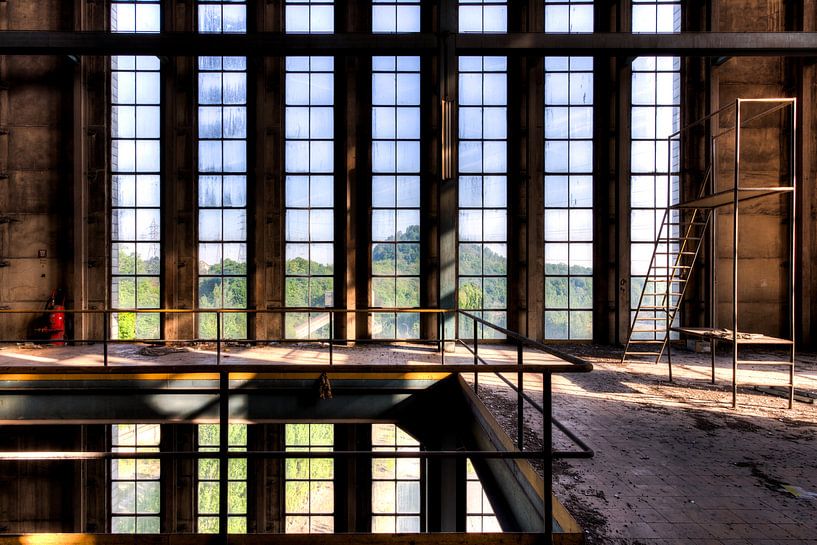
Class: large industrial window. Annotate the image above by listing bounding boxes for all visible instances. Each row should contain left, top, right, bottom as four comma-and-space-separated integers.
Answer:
197, 1, 248, 340
465, 459, 500, 532
110, 0, 161, 340
457, 2, 507, 339
196, 424, 248, 533
285, 424, 335, 533
543, 1, 594, 340
285, 1, 335, 340
630, 0, 681, 338
110, 424, 161, 533
371, 3, 421, 339
371, 424, 422, 532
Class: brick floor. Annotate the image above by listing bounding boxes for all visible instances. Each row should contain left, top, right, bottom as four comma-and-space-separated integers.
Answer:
477, 346, 817, 545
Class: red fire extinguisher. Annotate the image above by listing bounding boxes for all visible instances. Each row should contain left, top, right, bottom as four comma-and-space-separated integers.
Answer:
42, 289, 66, 346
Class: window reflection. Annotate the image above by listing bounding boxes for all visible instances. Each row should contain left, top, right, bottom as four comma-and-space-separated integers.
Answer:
630, 1, 681, 339
111, 0, 162, 341
110, 424, 161, 534
285, 424, 335, 533
198, 1, 248, 340
466, 459, 501, 532
285, 3, 335, 339
372, 55, 421, 339
372, 424, 422, 532
543, 9, 594, 340
457, 54, 507, 339
196, 424, 248, 534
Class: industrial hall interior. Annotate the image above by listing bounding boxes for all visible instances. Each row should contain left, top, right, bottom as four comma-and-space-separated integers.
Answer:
0, 0, 816, 544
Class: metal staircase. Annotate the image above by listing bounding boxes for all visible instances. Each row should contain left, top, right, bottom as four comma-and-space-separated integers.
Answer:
623, 175, 713, 365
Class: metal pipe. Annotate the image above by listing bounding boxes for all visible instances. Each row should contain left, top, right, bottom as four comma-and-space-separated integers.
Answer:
517, 340, 523, 452
329, 311, 334, 366
543, 372, 553, 541
0, 362, 591, 376
790, 100, 797, 410
0, 449, 562, 460
732, 99, 741, 409
216, 312, 222, 367
440, 315, 445, 365
218, 372, 229, 537
103, 312, 109, 368
473, 318, 478, 394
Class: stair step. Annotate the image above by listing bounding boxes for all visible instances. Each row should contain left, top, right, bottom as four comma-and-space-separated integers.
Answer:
626, 340, 665, 345
631, 328, 665, 333
634, 317, 669, 321
624, 351, 662, 356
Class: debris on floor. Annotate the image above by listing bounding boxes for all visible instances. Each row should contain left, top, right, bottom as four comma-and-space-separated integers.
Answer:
138, 346, 189, 357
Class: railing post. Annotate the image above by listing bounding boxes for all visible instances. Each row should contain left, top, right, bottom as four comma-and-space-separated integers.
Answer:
103, 311, 109, 368
440, 312, 445, 365
216, 312, 222, 366
543, 372, 553, 542
328, 310, 333, 366
517, 339, 523, 451
473, 316, 478, 394
218, 371, 229, 537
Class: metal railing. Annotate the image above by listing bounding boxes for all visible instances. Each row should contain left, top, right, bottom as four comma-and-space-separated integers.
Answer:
0, 306, 593, 541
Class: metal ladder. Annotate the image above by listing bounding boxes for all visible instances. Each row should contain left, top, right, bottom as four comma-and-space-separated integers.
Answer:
623, 181, 713, 365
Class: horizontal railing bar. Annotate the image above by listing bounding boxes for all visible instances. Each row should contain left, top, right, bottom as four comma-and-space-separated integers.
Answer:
667, 97, 794, 140
0, 307, 451, 315
0, 450, 553, 461
458, 311, 592, 370
0, 363, 584, 375
458, 340, 594, 459
0, 338, 445, 345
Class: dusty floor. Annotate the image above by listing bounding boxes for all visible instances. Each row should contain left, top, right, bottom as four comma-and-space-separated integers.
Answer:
476, 345, 817, 545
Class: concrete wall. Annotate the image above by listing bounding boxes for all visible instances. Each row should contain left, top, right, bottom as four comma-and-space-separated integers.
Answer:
0, 426, 80, 532
0, 0, 74, 338
712, 0, 794, 338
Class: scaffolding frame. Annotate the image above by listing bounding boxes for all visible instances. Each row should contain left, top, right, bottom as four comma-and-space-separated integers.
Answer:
667, 98, 797, 409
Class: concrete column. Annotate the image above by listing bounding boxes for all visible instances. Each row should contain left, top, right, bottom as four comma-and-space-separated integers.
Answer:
521, 1, 544, 340
78, 425, 107, 532
71, 0, 109, 344
505, 2, 535, 337
438, 0, 458, 341
164, 0, 196, 342
798, 0, 816, 347
161, 425, 196, 532
425, 434, 465, 532
252, 424, 284, 533
615, 0, 633, 345
593, 0, 617, 344
253, 0, 284, 341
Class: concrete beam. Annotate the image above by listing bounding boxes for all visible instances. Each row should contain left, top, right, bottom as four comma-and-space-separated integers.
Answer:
2, 32, 817, 56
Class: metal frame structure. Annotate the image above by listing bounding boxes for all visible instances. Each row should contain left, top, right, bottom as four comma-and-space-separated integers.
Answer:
0, 306, 593, 542
625, 99, 797, 409
667, 98, 797, 409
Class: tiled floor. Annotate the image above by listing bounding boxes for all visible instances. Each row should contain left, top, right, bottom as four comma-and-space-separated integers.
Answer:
479, 346, 817, 545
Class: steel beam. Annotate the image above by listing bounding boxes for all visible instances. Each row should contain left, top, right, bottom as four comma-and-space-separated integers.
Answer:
0, 32, 816, 56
